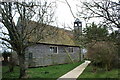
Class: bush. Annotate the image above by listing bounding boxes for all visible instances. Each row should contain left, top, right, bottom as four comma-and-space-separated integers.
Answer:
86, 41, 118, 71
2, 51, 11, 64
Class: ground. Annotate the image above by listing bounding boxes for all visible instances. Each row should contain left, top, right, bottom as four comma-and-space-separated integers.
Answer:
78, 65, 119, 78
2, 61, 83, 79
2, 61, 119, 79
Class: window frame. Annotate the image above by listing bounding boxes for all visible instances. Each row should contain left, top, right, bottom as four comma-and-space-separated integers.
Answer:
28, 52, 33, 59
68, 47, 74, 53
49, 46, 58, 54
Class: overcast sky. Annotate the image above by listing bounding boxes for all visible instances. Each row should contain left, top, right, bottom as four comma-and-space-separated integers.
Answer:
55, 0, 78, 29
55, 0, 119, 30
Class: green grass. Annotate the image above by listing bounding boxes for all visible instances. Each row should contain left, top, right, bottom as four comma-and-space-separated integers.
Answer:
78, 65, 119, 78
2, 61, 83, 79
2, 66, 20, 78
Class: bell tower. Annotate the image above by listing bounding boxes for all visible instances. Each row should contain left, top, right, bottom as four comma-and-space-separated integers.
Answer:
74, 18, 82, 42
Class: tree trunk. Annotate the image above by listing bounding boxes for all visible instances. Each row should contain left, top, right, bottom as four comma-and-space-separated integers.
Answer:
8, 54, 14, 72
105, 64, 108, 71
18, 54, 27, 78
3, 56, 8, 65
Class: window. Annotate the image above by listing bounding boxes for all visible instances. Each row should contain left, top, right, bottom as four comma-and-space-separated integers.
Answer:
50, 46, 58, 54
74, 23, 77, 27
68, 47, 74, 53
29, 53, 33, 59
78, 23, 82, 27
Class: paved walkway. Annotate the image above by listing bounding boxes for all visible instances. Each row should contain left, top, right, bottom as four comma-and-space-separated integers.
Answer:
57, 60, 91, 80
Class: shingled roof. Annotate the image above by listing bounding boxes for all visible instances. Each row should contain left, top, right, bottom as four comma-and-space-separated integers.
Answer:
39, 28, 75, 46
18, 19, 76, 46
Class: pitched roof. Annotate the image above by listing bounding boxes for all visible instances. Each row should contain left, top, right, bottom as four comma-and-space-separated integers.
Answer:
18, 20, 76, 46
38, 28, 75, 46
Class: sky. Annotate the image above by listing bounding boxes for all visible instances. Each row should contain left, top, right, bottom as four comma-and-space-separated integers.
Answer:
55, 0, 119, 30
55, 0, 78, 29
54, 0, 90, 29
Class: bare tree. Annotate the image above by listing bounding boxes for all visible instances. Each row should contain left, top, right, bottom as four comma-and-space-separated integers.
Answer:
0, 1, 56, 78
77, 0, 120, 28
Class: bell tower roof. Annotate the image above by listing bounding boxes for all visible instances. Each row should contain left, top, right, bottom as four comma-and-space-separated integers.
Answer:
74, 18, 82, 27
74, 18, 81, 23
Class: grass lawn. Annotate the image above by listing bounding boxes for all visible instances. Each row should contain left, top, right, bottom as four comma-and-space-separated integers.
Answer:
78, 65, 119, 79
2, 61, 83, 79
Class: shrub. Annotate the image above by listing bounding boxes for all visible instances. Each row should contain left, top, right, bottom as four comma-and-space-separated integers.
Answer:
2, 51, 11, 64
86, 41, 118, 71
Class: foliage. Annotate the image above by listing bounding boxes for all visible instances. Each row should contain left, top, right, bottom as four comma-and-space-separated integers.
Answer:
78, 65, 119, 78
2, 61, 83, 79
109, 30, 120, 44
82, 22, 119, 71
2, 51, 11, 63
78, 0, 120, 72
86, 41, 118, 71
83, 22, 109, 45
109, 31, 120, 68
80, 0, 120, 64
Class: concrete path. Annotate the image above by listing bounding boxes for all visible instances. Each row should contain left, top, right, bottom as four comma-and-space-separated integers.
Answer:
57, 60, 91, 80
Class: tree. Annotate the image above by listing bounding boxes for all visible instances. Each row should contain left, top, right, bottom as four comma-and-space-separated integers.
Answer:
109, 30, 120, 44
87, 41, 118, 71
78, 0, 120, 48
83, 22, 109, 46
2, 51, 11, 64
79, 0, 120, 68
83, 23, 118, 71
0, 1, 56, 78
2, 50, 15, 72
78, 0, 120, 28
